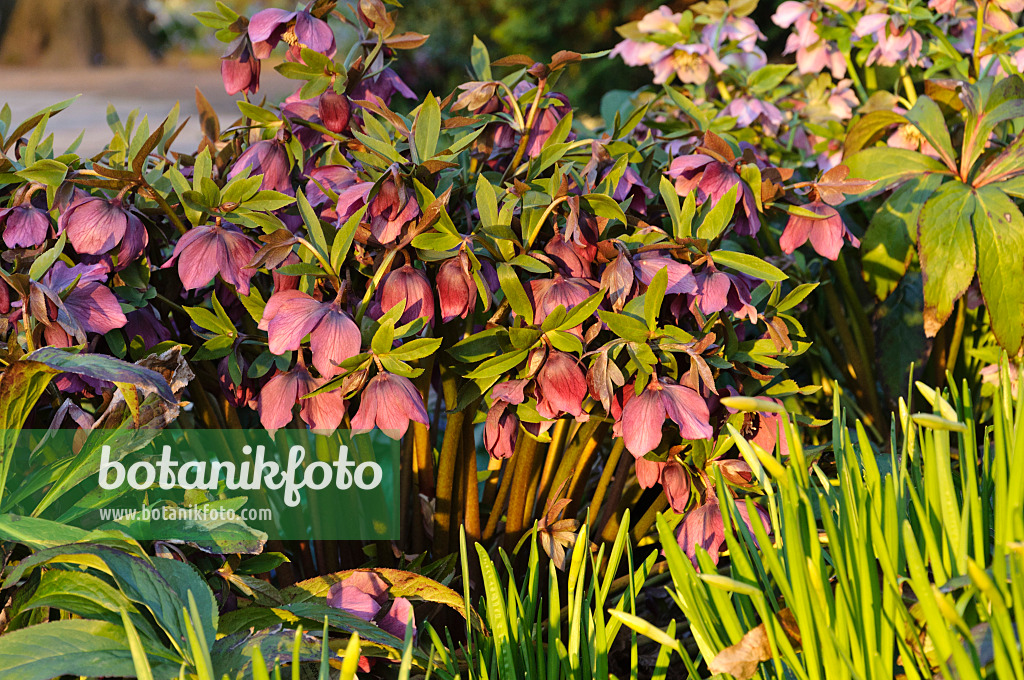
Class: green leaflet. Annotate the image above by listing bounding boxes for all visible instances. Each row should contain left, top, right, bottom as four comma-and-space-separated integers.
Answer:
917, 181, 976, 335
973, 186, 1024, 354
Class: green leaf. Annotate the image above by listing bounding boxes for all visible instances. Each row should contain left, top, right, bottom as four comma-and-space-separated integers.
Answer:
974, 186, 1024, 353
598, 311, 649, 342
748, 64, 795, 94
710, 250, 785, 282
663, 85, 708, 130
498, 263, 534, 325
903, 96, 957, 172
388, 337, 442, 360
861, 173, 942, 300
184, 305, 235, 337
237, 100, 281, 124
659, 176, 684, 238
414, 93, 442, 162
0, 620, 166, 680
28, 232, 66, 281
581, 193, 627, 224
696, 185, 737, 240
25, 347, 175, 403
297, 188, 329, 257
644, 267, 667, 330
843, 110, 908, 155
560, 289, 605, 330
843, 147, 950, 197
15, 159, 67, 187
471, 36, 492, 80
371, 319, 396, 355
331, 205, 366, 273
917, 181, 975, 334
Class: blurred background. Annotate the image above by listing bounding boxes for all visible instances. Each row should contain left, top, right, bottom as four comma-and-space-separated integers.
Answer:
0, 0, 788, 152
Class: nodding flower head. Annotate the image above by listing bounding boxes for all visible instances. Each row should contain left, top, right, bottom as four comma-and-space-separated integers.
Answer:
259, 290, 362, 378
228, 139, 293, 196
350, 372, 429, 439
535, 351, 588, 421
437, 253, 477, 323
380, 265, 434, 327
0, 204, 49, 248
620, 378, 713, 458
248, 7, 336, 60
221, 37, 261, 95
58, 196, 147, 263
257, 365, 346, 434
162, 223, 260, 295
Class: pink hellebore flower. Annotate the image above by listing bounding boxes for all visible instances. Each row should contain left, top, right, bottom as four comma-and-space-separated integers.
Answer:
667, 154, 760, 236
779, 200, 859, 260
535, 351, 588, 421
257, 365, 346, 433
221, 37, 261, 95
675, 497, 770, 567
35, 262, 127, 346
0, 204, 49, 248
722, 97, 784, 134
351, 372, 429, 439
162, 223, 259, 295
651, 44, 727, 85
367, 177, 421, 244
637, 5, 683, 33
688, 266, 758, 323
228, 139, 293, 196
328, 571, 416, 641
349, 68, 417, 106
380, 265, 435, 326
259, 290, 361, 378
484, 379, 527, 460
635, 457, 691, 512
437, 253, 478, 323
248, 7, 336, 60
855, 14, 925, 67
58, 196, 147, 261
633, 254, 698, 295
621, 379, 713, 458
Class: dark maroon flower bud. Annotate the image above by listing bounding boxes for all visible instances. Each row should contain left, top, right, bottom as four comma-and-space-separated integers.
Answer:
318, 91, 352, 133
535, 351, 588, 420
228, 139, 292, 196
0, 280, 10, 315
351, 372, 429, 439
484, 401, 518, 460
661, 461, 691, 512
0, 205, 49, 248
58, 197, 145, 259
221, 37, 261, 96
367, 176, 420, 244
437, 253, 477, 323
380, 265, 434, 326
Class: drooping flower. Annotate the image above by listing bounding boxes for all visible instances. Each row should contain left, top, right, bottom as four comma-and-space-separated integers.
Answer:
779, 200, 859, 260
227, 139, 292, 195
351, 372, 429, 439
221, 37, 261, 96
349, 68, 417, 105
686, 266, 758, 323
0, 204, 49, 248
855, 14, 925, 67
367, 176, 421, 244
124, 307, 171, 350
257, 365, 346, 433
531, 274, 596, 328
58, 196, 147, 261
318, 91, 352, 134
380, 265, 434, 326
535, 351, 588, 421
620, 378, 713, 458
650, 44, 727, 85
34, 262, 127, 347
305, 165, 360, 207
667, 153, 760, 236
484, 379, 526, 460
437, 253, 477, 323
635, 457, 691, 512
675, 497, 770, 567
722, 97, 784, 134
259, 290, 362, 378
162, 223, 260, 295
633, 253, 698, 295
248, 7, 336, 59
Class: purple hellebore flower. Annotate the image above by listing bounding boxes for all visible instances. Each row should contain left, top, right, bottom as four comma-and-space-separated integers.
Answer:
779, 200, 860, 260
491, 88, 572, 159
607, 166, 654, 214
35, 262, 127, 346
367, 177, 421, 244
530, 274, 596, 329
722, 97, 784, 135
228, 139, 293, 196
58, 196, 148, 260
675, 497, 770, 567
162, 223, 260, 295
536, 351, 588, 421
620, 378, 713, 458
380, 265, 434, 326
545, 232, 592, 279
328, 571, 416, 641
351, 372, 429, 439
633, 254, 698, 295
124, 307, 171, 350
855, 14, 925, 67
437, 253, 478, 323
259, 290, 362, 378
305, 165, 360, 207
688, 266, 758, 323
349, 68, 417, 106
637, 5, 683, 32
248, 7, 336, 60
257, 365, 345, 433
0, 204, 49, 248
667, 154, 760, 236
221, 37, 261, 96
218, 354, 260, 410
